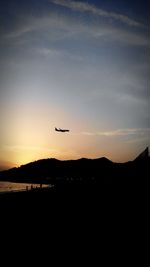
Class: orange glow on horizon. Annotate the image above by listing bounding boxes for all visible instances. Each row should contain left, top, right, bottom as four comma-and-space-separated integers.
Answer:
0, 101, 147, 168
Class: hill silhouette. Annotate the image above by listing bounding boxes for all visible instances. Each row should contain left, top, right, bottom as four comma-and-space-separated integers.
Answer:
0, 147, 149, 187
0, 148, 149, 231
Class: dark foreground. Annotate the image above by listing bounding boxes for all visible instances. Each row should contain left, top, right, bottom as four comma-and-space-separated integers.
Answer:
1, 180, 148, 216
0, 179, 148, 265
0, 147, 149, 256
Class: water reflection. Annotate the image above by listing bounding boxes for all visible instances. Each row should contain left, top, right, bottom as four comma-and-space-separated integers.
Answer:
0, 182, 50, 193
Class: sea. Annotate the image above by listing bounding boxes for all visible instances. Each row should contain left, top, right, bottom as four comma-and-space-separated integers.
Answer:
0, 181, 49, 193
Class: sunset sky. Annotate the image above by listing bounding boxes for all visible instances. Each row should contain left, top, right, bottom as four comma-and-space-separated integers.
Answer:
0, 0, 150, 169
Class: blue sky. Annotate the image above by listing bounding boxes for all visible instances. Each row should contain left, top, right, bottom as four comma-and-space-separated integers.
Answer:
0, 0, 150, 168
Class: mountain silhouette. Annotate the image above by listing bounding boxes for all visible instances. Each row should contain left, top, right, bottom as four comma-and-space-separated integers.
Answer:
0, 147, 149, 187
134, 147, 149, 161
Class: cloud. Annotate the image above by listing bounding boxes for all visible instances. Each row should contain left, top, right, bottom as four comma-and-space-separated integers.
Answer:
37, 47, 83, 61
1, 8, 150, 49
4, 25, 34, 39
81, 128, 150, 138
99, 128, 150, 137
3, 145, 52, 152
109, 28, 150, 47
51, 0, 145, 27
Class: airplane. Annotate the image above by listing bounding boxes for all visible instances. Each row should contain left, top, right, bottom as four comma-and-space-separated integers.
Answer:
55, 127, 70, 132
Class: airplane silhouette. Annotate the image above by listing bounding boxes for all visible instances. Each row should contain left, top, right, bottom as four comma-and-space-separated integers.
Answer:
55, 127, 70, 132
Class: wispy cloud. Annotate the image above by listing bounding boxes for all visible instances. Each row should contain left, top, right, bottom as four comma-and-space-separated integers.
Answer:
37, 47, 83, 61
3, 145, 52, 152
2, 8, 150, 49
51, 0, 145, 27
81, 128, 150, 137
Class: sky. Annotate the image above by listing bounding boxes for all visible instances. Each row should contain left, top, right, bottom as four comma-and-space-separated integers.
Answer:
0, 0, 150, 168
